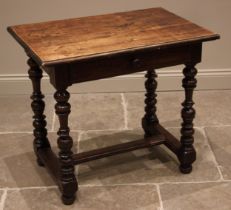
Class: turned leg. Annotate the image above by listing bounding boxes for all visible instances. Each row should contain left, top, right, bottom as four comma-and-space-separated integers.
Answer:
142, 69, 159, 137
178, 63, 197, 174
28, 58, 50, 166
54, 89, 78, 205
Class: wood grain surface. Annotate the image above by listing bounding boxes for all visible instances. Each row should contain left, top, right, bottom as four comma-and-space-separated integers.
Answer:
8, 7, 219, 66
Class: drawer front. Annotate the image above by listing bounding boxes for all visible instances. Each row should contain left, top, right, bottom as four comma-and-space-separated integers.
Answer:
69, 43, 202, 84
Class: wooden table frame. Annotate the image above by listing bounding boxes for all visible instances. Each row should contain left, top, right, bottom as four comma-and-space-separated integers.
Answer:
7, 7, 219, 205
28, 42, 200, 205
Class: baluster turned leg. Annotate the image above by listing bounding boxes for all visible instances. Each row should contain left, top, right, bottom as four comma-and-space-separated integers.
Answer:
28, 58, 50, 166
142, 69, 159, 137
54, 89, 78, 205
178, 63, 197, 174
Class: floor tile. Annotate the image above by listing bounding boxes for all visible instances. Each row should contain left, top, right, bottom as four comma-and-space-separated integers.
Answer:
0, 132, 79, 188
194, 90, 231, 126
0, 95, 54, 132
0, 190, 4, 204
54, 93, 124, 131
124, 90, 231, 129
205, 126, 231, 180
77, 128, 219, 185
4, 185, 160, 210
160, 182, 231, 210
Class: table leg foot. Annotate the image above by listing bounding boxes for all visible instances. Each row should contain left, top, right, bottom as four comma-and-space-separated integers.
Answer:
36, 157, 45, 167
62, 195, 76, 205
179, 164, 192, 174
61, 182, 78, 205
178, 146, 196, 174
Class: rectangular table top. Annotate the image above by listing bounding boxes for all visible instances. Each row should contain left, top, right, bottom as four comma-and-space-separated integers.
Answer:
8, 7, 219, 66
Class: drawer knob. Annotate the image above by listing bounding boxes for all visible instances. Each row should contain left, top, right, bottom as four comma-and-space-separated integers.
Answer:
132, 58, 142, 68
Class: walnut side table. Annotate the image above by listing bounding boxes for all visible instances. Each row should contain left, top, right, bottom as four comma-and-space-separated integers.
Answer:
8, 8, 220, 205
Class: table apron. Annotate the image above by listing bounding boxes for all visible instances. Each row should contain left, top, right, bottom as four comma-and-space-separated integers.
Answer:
44, 43, 202, 89
68, 43, 202, 84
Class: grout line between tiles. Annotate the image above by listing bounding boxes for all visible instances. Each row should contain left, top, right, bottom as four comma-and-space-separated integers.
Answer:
0, 131, 33, 134
1, 125, 230, 135
68, 126, 201, 133
76, 131, 83, 176
203, 124, 231, 128
50, 111, 56, 132
70, 128, 131, 133
0, 179, 231, 192
216, 166, 225, 180
0, 180, 231, 191
156, 184, 164, 210
199, 127, 225, 181
0, 190, 7, 210
5, 186, 57, 191
68, 126, 177, 133
78, 179, 231, 187
121, 93, 128, 130
157, 179, 231, 185
79, 183, 157, 187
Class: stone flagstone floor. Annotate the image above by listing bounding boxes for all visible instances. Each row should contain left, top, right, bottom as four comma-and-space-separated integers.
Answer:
0, 90, 231, 209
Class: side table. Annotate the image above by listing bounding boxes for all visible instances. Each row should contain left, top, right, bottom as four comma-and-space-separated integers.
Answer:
8, 7, 220, 205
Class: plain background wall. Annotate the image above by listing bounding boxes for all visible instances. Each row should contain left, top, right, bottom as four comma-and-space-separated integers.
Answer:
1, 0, 230, 76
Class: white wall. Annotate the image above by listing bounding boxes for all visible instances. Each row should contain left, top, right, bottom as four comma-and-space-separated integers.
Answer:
0, 0, 230, 93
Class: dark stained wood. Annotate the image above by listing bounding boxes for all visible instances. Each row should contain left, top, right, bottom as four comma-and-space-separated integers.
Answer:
8, 7, 220, 205
73, 136, 165, 165
46, 64, 72, 90
142, 69, 159, 138
155, 124, 181, 154
68, 44, 195, 82
178, 63, 197, 174
8, 7, 219, 66
27, 58, 51, 166
54, 89, 78, 205
45, 43, 202, 88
